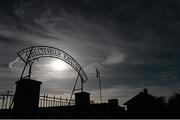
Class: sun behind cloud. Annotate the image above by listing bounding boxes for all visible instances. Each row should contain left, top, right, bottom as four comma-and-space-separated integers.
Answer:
51, 60, 68, 71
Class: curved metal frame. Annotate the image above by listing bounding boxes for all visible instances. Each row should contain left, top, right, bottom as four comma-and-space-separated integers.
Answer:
17, 46, 88, 83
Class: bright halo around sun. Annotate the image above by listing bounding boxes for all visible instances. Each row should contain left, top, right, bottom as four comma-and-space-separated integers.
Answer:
51, 60, 68, 71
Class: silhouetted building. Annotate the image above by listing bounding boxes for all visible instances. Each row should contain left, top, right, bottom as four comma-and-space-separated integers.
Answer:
124, 89, 155, 111
123, 88, 167, 118
124, 88, 152, 112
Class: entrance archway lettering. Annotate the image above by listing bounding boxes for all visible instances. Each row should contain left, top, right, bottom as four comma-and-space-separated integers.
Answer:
17, 46, 87, 82
17, 46, 88, 100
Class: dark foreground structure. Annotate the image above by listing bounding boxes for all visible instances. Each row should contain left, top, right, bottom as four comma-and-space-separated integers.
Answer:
0, 79, 180, 118
0, 79, 126, 119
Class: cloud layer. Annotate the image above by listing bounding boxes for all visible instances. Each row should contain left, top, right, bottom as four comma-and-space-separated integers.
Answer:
0, 0, 180, 105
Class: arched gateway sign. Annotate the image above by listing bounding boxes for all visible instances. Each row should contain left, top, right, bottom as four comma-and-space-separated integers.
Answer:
17, 46, 88, 82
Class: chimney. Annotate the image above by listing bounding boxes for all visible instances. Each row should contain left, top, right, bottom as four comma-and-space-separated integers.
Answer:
143, 88, 148, 95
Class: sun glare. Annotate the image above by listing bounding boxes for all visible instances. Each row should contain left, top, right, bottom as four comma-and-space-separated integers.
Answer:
51, 60, 67, 71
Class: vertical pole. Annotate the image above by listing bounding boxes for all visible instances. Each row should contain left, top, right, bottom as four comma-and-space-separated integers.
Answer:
53, 96, 55, 107
0, 94, 1, 109
20, 61, 28, 80
39, 99, 41, 107
9, 95, 13, 108
60, 97, 62, 106
46, 95, 48, 107
81, 78, 83, 92
80, 68, 83, 92
43, 94, 45, 107
51, 98, 52, 106
66, 97, 68, 106
20, 47, 33, 80
5, 90, 9, 109
45, 94, 47, 107
0, 94, 2, 109
99, 71, 102, 103
9, 95, 13, 109
40, 98, 42, 107
28, 61, 34, 79
2, 95, 4, 109
69, 68, 81, 105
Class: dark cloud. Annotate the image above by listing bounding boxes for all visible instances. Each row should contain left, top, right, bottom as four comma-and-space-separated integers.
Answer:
0, 0, 180, 104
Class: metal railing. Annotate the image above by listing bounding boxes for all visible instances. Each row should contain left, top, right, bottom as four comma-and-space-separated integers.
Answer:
0, 91, 75, 109
39, 94, 75, 107
0, 90, 13, 109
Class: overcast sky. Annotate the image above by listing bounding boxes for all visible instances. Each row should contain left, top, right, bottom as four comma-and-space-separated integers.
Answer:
0, 0, 180, 105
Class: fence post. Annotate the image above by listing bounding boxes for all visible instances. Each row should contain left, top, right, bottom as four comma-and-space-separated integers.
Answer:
46, 95, 48, 107
1, 95, 5, 109
51, 100, 52, 107
43, 94, 45, 107
66, 97, 68, 106
49, 97, 51, 107
48, 99, 50, 107
5, 90, 9, 109
49, 99, 50, 107
60, 97, 62, 106
9, 95, 13, 109
45, 94, 46, 107
39, 96, 42, 107
53, 96, 55, 107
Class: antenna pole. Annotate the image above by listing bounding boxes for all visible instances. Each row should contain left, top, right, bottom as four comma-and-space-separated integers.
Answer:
96, 68, 102, 103
99, 72, 102, 103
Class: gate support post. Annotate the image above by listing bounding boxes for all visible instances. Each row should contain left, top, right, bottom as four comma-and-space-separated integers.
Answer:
13, 78, 42, 118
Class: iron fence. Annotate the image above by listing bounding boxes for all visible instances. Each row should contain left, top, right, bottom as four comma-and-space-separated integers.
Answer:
0, 90, 13, 109
39, 94, 75, 107
0, 91, 75, 109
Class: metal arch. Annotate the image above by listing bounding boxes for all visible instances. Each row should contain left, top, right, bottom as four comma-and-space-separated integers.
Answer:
17, 46, 88, 82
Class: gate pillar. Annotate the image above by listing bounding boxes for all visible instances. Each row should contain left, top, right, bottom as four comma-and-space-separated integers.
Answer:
13, 78, 42, 118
